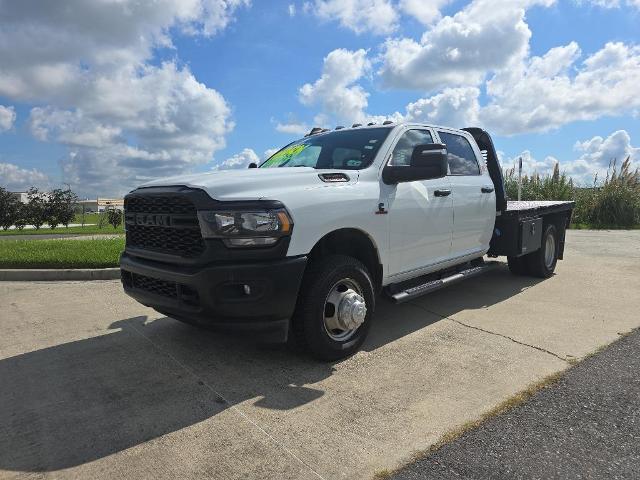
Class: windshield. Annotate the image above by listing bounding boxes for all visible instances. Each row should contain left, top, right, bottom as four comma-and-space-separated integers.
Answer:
260, 127, 392, 170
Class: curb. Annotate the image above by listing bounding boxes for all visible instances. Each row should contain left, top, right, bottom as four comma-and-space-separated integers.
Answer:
0, 268, 120, 281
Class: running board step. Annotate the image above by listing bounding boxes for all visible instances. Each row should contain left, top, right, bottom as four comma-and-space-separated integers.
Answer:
390, 263, 499, 304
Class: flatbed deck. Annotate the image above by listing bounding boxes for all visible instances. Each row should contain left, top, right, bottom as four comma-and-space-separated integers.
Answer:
502, 200, 575, 218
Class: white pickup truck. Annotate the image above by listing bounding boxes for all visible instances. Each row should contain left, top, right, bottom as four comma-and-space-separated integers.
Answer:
120, 123, 574, 360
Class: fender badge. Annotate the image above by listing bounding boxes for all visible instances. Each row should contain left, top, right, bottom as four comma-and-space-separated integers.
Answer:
376, 203, 388, 215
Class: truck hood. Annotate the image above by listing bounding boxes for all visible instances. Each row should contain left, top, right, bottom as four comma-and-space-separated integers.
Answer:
138, 167, 358, 201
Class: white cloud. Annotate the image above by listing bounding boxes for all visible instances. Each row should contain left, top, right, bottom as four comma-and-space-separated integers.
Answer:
379, 39, 640, 136
574, 129, 639, 168
276, 122, 310, 135
214, 148, 259, 170
563, 131, 639, 185
399, 0, 452, 25
30, 62, 234, 195
0, 105, 16, 132
309, 0, 398, 35
0, 0, 250, 102
288, 4, 296, 16
379, 0, 556, 91
577, 0, 640, 8
264, 148, 280, 159
198, 0, 251, 35
0, 0, 247, 196
503, 131, 639, 186
481, 42, 640, 135
501, 150, 560, 176
402, 87, 480, 128
0, 162, 50, 191
299, 48, 371, 124
360, 86, 479, 130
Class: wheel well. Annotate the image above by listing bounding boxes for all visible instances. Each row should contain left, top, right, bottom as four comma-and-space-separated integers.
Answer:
307, 229, 383, 293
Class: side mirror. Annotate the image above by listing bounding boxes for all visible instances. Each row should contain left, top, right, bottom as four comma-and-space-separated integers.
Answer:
382, 143, 448, 184
248, 162, 258, 169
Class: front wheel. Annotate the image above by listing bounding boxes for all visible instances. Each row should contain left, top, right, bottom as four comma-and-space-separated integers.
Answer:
292, 255, 375, 361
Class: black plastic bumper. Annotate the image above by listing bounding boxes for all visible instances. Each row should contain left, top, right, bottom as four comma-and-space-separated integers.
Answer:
120, 253, 307, 342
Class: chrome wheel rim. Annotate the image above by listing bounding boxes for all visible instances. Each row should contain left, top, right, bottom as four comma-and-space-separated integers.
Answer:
323, 278, 367, 342
544, 233, 556, 269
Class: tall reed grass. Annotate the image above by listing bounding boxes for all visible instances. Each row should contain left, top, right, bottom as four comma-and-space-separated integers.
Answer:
503, 157, 640, 228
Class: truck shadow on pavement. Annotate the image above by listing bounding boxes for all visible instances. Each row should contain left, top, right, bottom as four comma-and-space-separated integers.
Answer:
365, 265, 544, 350
0, 264, 542, 473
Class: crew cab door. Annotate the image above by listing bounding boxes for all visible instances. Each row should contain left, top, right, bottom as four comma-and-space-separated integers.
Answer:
436, 130, 495, 258
384, 129, 453, 278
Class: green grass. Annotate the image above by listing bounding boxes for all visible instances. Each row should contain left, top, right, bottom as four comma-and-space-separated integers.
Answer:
0, 238, 125, 269
0, 225, 124, 235
73, 213, 102, 224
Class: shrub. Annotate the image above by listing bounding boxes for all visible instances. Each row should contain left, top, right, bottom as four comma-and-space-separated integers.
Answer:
504, 157, 639, 228
585, 158, 640, 228
45, 187, 78, 229
98, 210, 109, 229
503, 163, 575, 201
0, 187, 21, 230
107, 208, 123, 229
24, 187, 47, 229
13, 204, 27, 230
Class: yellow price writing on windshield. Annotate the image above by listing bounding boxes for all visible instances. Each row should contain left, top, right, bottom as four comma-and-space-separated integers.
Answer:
262, 144, 309, 167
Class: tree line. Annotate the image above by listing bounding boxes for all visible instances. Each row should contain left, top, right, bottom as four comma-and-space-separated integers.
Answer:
0, 186, 79, 230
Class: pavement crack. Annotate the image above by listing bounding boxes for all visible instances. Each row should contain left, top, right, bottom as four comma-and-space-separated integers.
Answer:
409, 303, 570, 363
127, 321, 327, 480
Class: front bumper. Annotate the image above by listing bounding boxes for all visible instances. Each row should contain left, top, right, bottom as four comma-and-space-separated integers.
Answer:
120, 253, 307, 342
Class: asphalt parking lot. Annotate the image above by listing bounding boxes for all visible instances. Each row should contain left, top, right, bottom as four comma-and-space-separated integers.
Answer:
1, 230, 639, 480
392, 327, 640, 480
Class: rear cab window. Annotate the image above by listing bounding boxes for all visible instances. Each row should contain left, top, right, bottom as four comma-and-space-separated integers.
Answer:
437, 131, 481, 175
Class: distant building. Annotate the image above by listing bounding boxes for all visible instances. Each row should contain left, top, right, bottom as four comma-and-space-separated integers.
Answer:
10, 191, 50, 203
10, 192, 28, 203
78, 198, 124, 213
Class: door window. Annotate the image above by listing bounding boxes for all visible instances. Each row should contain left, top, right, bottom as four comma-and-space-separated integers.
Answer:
390, 129, 433, 166
437, 131, 480, 175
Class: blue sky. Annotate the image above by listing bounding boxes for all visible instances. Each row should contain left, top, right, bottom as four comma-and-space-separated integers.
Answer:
1, 0, 639, 196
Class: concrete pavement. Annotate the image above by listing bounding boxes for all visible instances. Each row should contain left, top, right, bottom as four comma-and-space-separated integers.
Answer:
1, 230, 639, 479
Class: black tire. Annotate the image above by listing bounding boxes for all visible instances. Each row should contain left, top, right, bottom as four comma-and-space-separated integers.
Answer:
525, 224, 559, 278
507, 255, 528, 275
292, 255, 375, 361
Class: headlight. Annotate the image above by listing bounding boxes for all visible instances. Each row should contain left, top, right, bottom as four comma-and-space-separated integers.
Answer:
197, 209, 293, 248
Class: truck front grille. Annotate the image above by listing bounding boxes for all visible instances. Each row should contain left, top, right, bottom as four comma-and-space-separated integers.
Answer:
121, 271, 200, 306
124, 193, 205, 258
130, 272, 178, 298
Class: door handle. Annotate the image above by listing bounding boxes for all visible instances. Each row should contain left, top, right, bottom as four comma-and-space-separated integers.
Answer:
434, 189, 452, 197
481, 186, 494, 193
